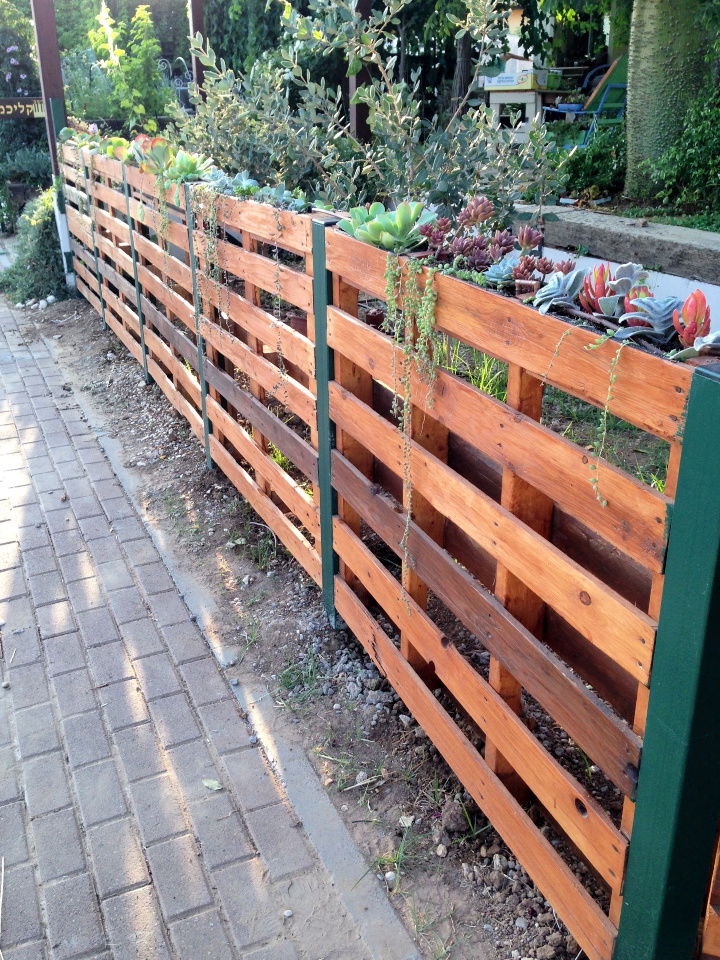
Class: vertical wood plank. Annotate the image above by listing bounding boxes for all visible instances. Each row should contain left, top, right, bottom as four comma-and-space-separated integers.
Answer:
241, 230, 270, 494
485, 364, 554, 796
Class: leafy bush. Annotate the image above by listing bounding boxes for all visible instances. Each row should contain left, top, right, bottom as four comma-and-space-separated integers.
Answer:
0, 189, 67, 302
174, 0, 563, 216
646, 88, 720, 213
80, 2, 172, 133
63, 48, 118, 122
557, 125, 626, 198
0, 145, 51, 186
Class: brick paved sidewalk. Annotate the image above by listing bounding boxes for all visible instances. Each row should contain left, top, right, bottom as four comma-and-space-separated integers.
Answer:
0, 306, 403, 960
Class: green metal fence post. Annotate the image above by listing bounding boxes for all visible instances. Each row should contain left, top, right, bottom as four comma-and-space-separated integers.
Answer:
80, 159, 107, 329
184, 183, 213, 470
614, 364, 720, 960
121, 167, 150, 384
312, 217, 340, 627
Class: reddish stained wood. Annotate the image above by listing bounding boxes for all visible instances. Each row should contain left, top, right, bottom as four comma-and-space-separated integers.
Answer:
334, 575, 616, 960
216, 237, 313, 313
331, 452, 641, 797
324, 229, 691, 442
330, 383, 656, 683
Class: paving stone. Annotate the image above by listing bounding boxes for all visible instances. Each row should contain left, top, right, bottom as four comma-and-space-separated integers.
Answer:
120, 618, 164, 660
107, 586, 147, 625
88, 535, 123, 564
28, 569, 66, 607
115, 723, 166, 782
85, 460, 115, 482
79, 514, 114, 541
88, 818, 149, 898
214, 858, 281, 949
87, 641, 135, 687
45, 507, 78, 535
97, 558, 134, 592
103, 497, 135, 522
98, 677, 149, 731
58, 549, 94, 583
63, 477, 94, 500
145, 593, 194, 635
49, 445, 75, 464
14, 503, 45, 528
134, 652, 182, 702
36, 599, 75, 639
1, 863, 43, 947
22, 545, 56, 576
223, 748, 286, 813
244, 944, 298, 960
179, 656, 230, 708
15, 702, 60, 758
32, 807, 86, 882
188, 792, 253, 870
148, 692, 201, 748
73, 759, 128, 827
0, 564, 25, 602
245, 801, 313, 882
23, 752, 71, 816
0, 744, 21, 803
7, 661, 49, 709
77, 607, 120, 647
51, 528, 85, 556
122, 537, 160, 567
63, 710, 111, 768
197, 699, 251, 754
71, 494, 102, 520
129, 774, 187, 845
44, 631, 86, 676
0, 694, 13, 745
56, 458, 85, 481
93, 478, 123, 500
0, 540, 21, 572
51, 667, 97, 718
166, 739, 219, 803
146, 834, 212, 921
17, 523, 50, 551
169, 909, 235, 960
100, 885, 171, 960
0, 800, 29, 866
44, 872, 106, 959
67, 574, 104, 612
135, 561, 174, 597
162, 621, 207, 664
38, 489, 67, 513
3, 940, 48, 960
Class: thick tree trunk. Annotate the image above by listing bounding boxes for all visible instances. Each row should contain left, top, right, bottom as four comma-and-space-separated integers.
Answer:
624, 0, 707, 198
451, 31, 472, 111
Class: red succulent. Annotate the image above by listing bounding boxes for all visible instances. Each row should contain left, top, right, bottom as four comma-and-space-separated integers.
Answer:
512, 255, 538, 281
535, 257, 555, 277
673, 290, 711, 347
554, 259, 577, 275
458, 195, 495, 229
579, 262, 612, 313
516, 224, 544, 254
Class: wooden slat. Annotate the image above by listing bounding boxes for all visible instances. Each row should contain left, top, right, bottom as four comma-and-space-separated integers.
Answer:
330, 383, 656, 683
209, 436, 321, 584
333, 574, 616, 960
215, 237, 312, 313
76, 276, 101, 315
333, 517, 627, 889
200, 320, 315, 427
325, 230, 691, 442
328, 307, 670, 571
206, 397, 318, 539
216, 195, 312, 255
203, 357, 318, 485
331, 451, 641, 796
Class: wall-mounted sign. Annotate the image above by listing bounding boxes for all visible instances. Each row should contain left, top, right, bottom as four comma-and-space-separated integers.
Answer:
0, 98, 45, 119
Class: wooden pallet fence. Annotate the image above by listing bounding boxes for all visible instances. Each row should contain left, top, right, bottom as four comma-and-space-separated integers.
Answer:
61, 149, 720, 960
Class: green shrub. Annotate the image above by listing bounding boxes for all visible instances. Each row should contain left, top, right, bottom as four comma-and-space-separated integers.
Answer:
557, 125, 626, 197
646, 88, 720, 213
0, 146, 51, 186
63, 48, 118, 122
0, 189, 67, 302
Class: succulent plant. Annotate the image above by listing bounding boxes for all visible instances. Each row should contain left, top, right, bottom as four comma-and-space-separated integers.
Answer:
450, 234, 490, 271
254, 183, 309, 211
338, 201, 436, 253
579, 262, 612, 313
672, 290, 711, 347
512, 255, 538, 281
487, 229, 516, 263
554, 259, 577, 275
516, 224, 544, 254
484, 255, 519, 288
598, 263, 649, 317
419, 216, 451, 252
458, 195, 495, 229
162, 149, 215, 185
670, 329, 720, 361
623, 284, 652, 317
533, 268, 586, 314
129, 135, 174, 175
535, 257, 555, 277
614, 295, 683, 345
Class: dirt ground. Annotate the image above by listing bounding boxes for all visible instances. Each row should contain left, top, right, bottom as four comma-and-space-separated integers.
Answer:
19, 296, 588, 960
